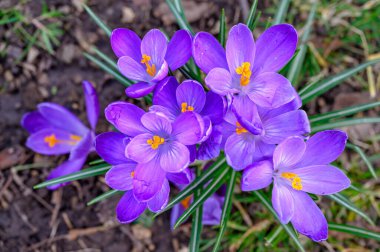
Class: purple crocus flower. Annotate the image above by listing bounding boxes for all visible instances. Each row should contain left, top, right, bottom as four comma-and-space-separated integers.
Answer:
104, 102, 204, 202
95, 132, 192, 223
151, 76, 225, 160
193, 23, 297, 108
21, 81, 99, 189
241, 130, 351, 241
222, 94, 310, 171
111, 28, 192, 98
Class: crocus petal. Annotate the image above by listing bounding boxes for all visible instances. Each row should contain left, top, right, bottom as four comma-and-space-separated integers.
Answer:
148, 179, 170, 212
152, 60, 169, 82
226, 23, 255, 72
202, 195, 223, 226
296, 130, 348, 167
69, 130, 93, 160
82, 81, 99, 130
26, 128, 78, 155
46, 158, 86, 190
262, 110, 310, 144
165, 30, 192, 71
110, 28, 142, 60
166, 168, 192, 184
205, 68, 238, 96
289, 165, 350, 195
149, 105, 177, 121
252, 139, 276, 161
192, 32, 228, 74
232, 95, 263, 135
118, 56, 150, 82
141, 29, 167, 67
273, 136, 306, 169
125, 133, 157, 163
159, 141, 189, 173
241, 160, 273, 191
197, 127, 223, 160
225, 133, 255, 171
141, 112, 172, 135
153, 76, 180, 116
290, 190, 328, 242
95, 132, 132, 165
172, 112, 204, 145
38, 103, 88, 136
116, 191, 147, 223
21, 111, 51, 134
200, 92, 225, 124
272, 182, 294, 224
105, 163, 136, 191
253, 24, 298, 74
133, 158, 166, 202
247, 72, 295, 108
125, 81, 156, 98
176, 80, 206, 113
104, 102, 146, 137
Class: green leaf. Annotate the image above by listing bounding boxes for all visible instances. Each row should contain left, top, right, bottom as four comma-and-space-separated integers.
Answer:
41, 30, 54, 54
287, 2, 317, 86
346, 143, 378, 179
213, 170, 237, 252
189, 168, 203, 252
309, 101, 380, 124
33, 163, 111, 189
83, 4, 112, 36
165, 0, 194, 35
328, 193, 375, 226
173, 167, 229, 229
87, 189, 122, 206
245, 0, 258, 30
90, 46, 118, 71
89, 159, 105, 165
311, 117, 380, 133
218, 9, 226, 47
300, 59, 380, 104
329, 223, 380, 241
272, 0, 290, 25
253, 191, 306, 252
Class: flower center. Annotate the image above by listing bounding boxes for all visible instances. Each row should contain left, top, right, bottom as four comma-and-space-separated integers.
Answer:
281, 172, 303, 190
130, 171, 135, 178
44, 134, 81, 148
235, 62, 252, 86
147, 135, 165, 149
235, 122, 248, 134
141, 54, 156, 77
181, 102, 194, 113
180, 196, 192, 209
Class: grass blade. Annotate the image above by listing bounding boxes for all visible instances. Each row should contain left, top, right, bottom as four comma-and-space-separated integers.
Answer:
165, 0, 194, 35
34, 163, 111, 189
329, 223, 380, 241
300, 59, 380, 104
189, 168, 203, 252
253, 191, 306, 252
245, 0, 258, 30
213, 170, 237, 252
328, 193, 375, 226
272, 0, 290, 25
311, 117, 380, 133
346, 143, 378, 179
173, 167, 229, 229
90, 46, 118, 71
83, 4, 111, 36
87, 190, 123, 206
218, 8, 226, 47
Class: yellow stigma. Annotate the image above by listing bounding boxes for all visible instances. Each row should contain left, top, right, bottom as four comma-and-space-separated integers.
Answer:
281, 172, 303, 190
130, 171, 135, 178
181, 102, 194, 113
235, 62, 252, 86
44, 134, 81, 148
147, 135, 165, 149
180, 196, 192, 209
141, 54, 156, 77
235, 122, 248, 135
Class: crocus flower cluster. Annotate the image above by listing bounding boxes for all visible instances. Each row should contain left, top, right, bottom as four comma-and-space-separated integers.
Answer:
22, 22, 351, 242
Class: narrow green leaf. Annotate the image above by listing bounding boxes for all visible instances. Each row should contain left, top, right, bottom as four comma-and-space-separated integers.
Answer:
309, 101, 380, 124
34, 163, 111, 189
328, 193, 375, 226
300, 59, 380, 104
245, 0, 258, 30
89, 159, 105, 165
253, 191, 306, 252
250, 11, 262, 30
311, 117, 380, 133
91, 47, 118, 71
173, 167, 229, 229
218, 9, 226, 47
155, 157, 227, 217
287, 2, 317, 86
272, 0, 290, 25
266, 226, 284, 246
329, 223, 380, 241
165, 0, 194, 35
41, 31, 54, 54
83, 4, 112, 36
346, 143, 378, 179
87, 189, 123, 206
213, 170, 237, 252
189, 168, 203, 252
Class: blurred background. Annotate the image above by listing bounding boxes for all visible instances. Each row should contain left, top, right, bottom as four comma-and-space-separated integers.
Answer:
0, 0, 379, 251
